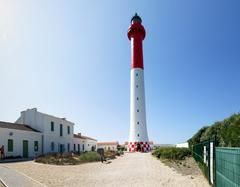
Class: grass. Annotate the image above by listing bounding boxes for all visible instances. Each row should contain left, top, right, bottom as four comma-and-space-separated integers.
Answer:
152, 147, 203, 177
35, 152, 101, 165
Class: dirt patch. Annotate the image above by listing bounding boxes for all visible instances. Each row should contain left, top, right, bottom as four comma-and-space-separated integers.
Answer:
161, 157, 203, 176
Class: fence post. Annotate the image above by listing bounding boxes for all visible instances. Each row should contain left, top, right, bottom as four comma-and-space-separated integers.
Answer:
210, 141, 213, 184
207, 138, 211, 184
213, 136, 216, 187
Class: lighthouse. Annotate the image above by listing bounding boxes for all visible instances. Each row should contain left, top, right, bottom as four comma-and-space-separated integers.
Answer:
127, 13, 150, 152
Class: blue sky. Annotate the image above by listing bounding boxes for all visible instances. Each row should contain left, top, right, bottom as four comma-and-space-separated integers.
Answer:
1, 1, 240, 144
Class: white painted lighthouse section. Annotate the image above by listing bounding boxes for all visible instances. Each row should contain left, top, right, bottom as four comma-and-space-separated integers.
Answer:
129, 68, 149, 143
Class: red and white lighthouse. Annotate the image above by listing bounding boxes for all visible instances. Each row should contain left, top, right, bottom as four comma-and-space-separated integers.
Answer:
127, 13, 150, 152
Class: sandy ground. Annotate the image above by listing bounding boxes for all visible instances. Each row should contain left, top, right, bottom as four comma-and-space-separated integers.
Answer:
0, 181, 4, 187
2, 153, 209, 187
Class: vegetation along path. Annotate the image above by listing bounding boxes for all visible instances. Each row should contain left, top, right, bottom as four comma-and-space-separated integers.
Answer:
1, 153, 209, 187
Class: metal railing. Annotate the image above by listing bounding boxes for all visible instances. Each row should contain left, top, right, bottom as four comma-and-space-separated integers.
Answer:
193, 138, 240, 187
215, 147, 240, 187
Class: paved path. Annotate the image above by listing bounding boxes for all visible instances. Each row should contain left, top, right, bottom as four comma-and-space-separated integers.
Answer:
1, 153, 209, 187
0, 165, 45, 187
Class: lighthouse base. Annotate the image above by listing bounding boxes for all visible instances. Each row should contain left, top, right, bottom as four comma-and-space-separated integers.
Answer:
128, 142, 151, 152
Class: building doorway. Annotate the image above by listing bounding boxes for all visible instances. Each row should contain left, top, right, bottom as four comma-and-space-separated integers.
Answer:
22, 140, 28, 158
137, 143, 141, 152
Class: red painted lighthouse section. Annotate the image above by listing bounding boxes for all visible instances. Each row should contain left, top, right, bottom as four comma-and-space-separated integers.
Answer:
128, 18, 146, 69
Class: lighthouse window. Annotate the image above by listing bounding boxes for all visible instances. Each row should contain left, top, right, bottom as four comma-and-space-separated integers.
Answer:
138, 134, 140, 137
137, 122, 139, 124
137, 109, 139, 112
136, 73, 138, 76
137, 97, 139, 100
136, 85, 138, 88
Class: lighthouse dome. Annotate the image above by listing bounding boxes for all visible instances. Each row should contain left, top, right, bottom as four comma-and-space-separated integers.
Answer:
131, 13, 142, 24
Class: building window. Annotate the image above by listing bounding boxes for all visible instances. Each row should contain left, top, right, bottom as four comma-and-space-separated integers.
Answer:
137, 109, 139, 112
137, 97, 139, 100
51, 121, 54, 131
60, 124, 63, 136
34, 141, 38, 152
82, 144, 85, 151
78, 144, 80, 152
67, 143, 70, 152
67, 126, 70, 134
137, 122, 139, 124
74, 144, 76, 151
8, 139, 13, 152
51, 142, 54, 151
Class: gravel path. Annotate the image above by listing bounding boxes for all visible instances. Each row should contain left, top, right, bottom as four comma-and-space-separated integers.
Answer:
1, 153, 209, 187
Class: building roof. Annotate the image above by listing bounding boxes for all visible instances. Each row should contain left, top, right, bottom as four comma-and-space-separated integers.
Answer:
81, 135, 97, 141
73, 134, 97, 141
0, 121, 40, 133
97, 141, 119, 146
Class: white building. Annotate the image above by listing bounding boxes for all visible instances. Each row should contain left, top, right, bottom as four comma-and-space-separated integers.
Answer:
176, 142, 189, 148
0, 108, 97, 158
0, 121, 42, 158
73, 133, 97, 152
97, 142, 119, 151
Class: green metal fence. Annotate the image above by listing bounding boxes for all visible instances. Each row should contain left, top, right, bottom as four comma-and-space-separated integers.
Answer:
193, 139, 240, 187
216, 147, 240, 187
192, 139, 209, 181
192, 137, 215, 185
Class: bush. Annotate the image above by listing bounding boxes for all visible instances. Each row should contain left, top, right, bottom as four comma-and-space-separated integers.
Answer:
152, 147, 191, 160
35, 152, 101, 165
79, 152, 101, 163
117, 150, 124, 155
104, 150, 117, 159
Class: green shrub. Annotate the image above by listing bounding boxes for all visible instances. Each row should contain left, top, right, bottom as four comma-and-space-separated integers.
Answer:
188, 113, 240, 147
104, 150, 117, 159
79, 151, 101, 162
152, 147, 191, 160
35, 152, 101, 165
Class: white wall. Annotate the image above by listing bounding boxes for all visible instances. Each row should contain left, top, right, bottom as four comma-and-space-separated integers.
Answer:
129, 68, 149, 143
16, 108, 74, 154
73, 137, 82, 152
83, 139, 97, 152
97, 145, 117, 151
0, 127, 42, 158
13, 108, 97, 155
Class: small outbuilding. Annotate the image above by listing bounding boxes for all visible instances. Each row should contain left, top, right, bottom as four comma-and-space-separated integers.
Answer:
0, 121, 42, 158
